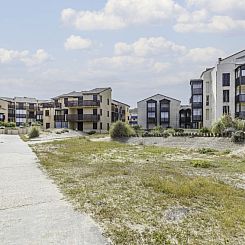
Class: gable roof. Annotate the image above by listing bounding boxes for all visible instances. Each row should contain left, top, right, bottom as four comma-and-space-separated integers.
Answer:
53, 87, 111, 99
220, 49, 245, 62
138, 93, 181, 103
112, 99, 130, 107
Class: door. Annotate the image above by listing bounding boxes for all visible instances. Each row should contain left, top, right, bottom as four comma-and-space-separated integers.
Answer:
77, 122, 83, 131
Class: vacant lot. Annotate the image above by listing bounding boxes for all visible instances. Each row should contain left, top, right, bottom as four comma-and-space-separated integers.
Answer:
32, 137, 245, 245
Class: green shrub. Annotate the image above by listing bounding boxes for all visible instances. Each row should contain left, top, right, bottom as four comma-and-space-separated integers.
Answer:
87, 131, 96, 135
190, 160, 212, 168
231, 131, 245, 143
198, 148, 217, 154
199, 127, 210, 134
174, 128, 184, 133
234, 119, 245, 131
28, 127, 40, 138
110, 121, 135, 138
212, 121, 225, 135
164, 128, 175, 135
132, 125, 144, 136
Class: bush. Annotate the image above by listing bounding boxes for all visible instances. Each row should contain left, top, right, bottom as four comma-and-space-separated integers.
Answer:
234, 119, 245, 131
212, 121, 225, 135
28, 127, 40, 138
87, 131, 96, 135
199, 127, 210, 134
110, 121, 135, 138
231, 131, 245, 143
198, 148, 217, 154
190, 159, 212, 168
132, 125, 144, 136
174, 128, 184, 133
164, 128, 175, 135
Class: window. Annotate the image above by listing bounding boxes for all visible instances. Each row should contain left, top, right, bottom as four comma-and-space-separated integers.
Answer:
193, 83, 202, 89
222, 73, 230, 86
100, 95, 102, 102
161, 112, 169, 121
107, 111, 110, 117
107, 123, 110, 131
107, 98, 110, 105
93, 95, 97, 101
206, 109, 209, 120
193, 108, 202, 116
93, 109, 97, 115
160, 101, 170, 110
193, 95, 202, 102
45, 110, 49, 116
147, 102, 156, 109
100, 109, 102, 116
100, 122, 102, 130
223, 106, 230, 115
64, 98, 68, 106
148, 112, 155, 118
242, 70, 245, 77
93, 123, 97, 130
223, 90, 229, 102
206, 81, 210, 93
206, 95, 209, 106
46, 123, 50, 129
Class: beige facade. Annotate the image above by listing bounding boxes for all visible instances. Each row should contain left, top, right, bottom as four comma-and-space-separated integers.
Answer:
111, 100, 130, 124
51, 88, 112, 133
0, 99, 9, 123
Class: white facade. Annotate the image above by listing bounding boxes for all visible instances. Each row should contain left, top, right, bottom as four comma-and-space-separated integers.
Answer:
200, 50, 245, 128
137, 94, 180, 129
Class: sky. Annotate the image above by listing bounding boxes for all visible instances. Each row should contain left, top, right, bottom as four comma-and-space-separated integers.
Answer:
0, 0, 244, 107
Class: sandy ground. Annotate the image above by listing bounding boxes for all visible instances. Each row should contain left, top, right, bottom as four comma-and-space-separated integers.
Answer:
0, 135, 107, 245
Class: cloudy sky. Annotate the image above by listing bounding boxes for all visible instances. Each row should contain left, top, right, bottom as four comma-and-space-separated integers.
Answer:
0, 0, 244, 107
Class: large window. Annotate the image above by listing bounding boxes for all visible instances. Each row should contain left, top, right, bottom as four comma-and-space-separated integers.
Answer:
161, 112, 169, 120
223, 90, 230, 102
193, 95, 202, 102
147, 112, 155, 118
193, 83, 202, 89
93, 123, 97, 130
193, 108, 202, 116
222, 73, 230, 86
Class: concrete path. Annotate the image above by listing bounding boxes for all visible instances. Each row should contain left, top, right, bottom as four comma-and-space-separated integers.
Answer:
0, 135, 107, 245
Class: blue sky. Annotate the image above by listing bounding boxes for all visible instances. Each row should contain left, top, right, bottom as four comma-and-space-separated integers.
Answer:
0, 0, 244, 107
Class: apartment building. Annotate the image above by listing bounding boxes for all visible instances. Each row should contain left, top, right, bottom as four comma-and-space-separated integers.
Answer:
0, 97, 51, 126
137, 94, 180, 129
179, 105, 191, 129
129, 108, 138, 126
49, 88, 112, 133
111, 100, 130, 124
190, 50, 245, 128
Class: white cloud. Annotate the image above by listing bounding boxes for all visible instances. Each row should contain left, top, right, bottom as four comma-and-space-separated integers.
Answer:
0, 48, 50, 66
115, 37, 186, 56
187, 0, 245, 13
64, 35, 92, 50
175, 15, 245, 33
61, 0, 185, 30
183, 47, 226, 63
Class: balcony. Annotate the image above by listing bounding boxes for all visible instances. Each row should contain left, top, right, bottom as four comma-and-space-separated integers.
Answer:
54, 115, 66, 121
67, 114, 100, 122
236, 77, 245, 86
236, 94, 245, 103
192, 102, 203, 108
147, 118, 156, 124
67, 100, 100, 107
180, 117, 191, 123
192, 115, 202, 121
160, 118, 169, 123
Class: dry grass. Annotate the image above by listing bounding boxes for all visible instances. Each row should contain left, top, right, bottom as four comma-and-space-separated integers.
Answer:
32, 138, 245, 244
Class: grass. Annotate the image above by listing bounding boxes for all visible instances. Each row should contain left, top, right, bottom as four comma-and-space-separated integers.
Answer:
32, 138, 245, 244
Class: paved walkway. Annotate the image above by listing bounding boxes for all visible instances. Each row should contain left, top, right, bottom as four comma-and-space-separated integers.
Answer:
0, 135, 107, 245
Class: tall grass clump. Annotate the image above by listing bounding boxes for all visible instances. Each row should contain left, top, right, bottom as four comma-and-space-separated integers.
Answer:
28, 127, 40, 139
110, 121, 135, 138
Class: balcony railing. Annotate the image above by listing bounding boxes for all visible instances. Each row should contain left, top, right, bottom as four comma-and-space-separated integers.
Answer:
236, 112, 245, 119
192, 115, 202, 121
67, 100, 100, 107
54, 115, 67, 121
147, 118, 156, 123
160, 118, 169, 123
236, 94, 245, 103
192, 102, 203, 108
67, 114, 100, 122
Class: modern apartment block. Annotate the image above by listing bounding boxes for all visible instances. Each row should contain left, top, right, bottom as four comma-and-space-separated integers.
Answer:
0, 97, 51, 126
190, 50, 245, 128
137, 94, 180, 129
49, 88, 112, 133
111, 100, 130, 124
